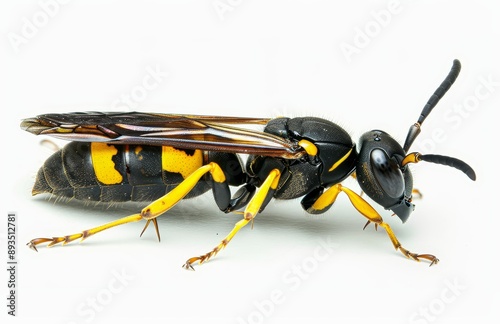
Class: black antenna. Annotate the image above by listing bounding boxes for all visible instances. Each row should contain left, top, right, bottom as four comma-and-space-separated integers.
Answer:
418, 154, 476, 180
402, 152, 476, 181
403, 59, 461, 152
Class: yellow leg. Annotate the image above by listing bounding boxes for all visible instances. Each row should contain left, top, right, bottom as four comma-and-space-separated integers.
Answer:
183, 169, 281, 270
340, 185, 438, 266
412, 188, 423, 199
308, 183, 438, 266
27, 214, 143, 251
27, 163, 227, 251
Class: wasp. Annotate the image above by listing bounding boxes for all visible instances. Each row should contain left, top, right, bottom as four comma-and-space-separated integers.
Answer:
22, 60, 475, 269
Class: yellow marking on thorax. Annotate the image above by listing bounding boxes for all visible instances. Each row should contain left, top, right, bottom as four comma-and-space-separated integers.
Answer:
298, 139, 318, 156
328, 147, 353, 172
90, 142, 123, 185
162, 146, 203, 179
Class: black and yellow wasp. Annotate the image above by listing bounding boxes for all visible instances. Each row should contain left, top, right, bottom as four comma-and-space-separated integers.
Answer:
22, 60, 475, 269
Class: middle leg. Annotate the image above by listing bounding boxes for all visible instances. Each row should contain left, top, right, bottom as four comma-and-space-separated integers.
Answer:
183, 169, 281, 270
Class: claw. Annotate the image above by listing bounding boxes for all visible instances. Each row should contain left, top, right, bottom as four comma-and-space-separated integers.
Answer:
398, 246, 439, 266
183, 258, 197, 271
27, 241, 38, 252
416, 254, 439, 267
182, 255, 210, 271
27, 237, 62, 251
428, 257, 440, 267
26, 232, 89, 251
182, 239, 228, 270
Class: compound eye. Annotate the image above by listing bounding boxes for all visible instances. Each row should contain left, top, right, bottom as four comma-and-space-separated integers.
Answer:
370, 148, 404, 198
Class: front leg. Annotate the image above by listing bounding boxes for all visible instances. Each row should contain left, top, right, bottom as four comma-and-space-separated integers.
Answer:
340, 185, 438, 266
305, 183, 438, 266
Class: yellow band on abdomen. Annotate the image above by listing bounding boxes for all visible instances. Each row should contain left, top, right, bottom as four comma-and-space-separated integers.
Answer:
91, 142, 123, 185
162, 147, 203, 179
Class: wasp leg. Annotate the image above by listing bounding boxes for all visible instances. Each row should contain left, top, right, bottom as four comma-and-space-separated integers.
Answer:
183, 169, 281, 270
306, 183, 438, 266
412, 189, 423, 199
27, 214, 143, 251
341, 185, 438, 266
27, 162, 230, 250
40, 139, 60, 152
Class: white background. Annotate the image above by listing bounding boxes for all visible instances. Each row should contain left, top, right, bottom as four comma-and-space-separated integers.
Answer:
1, 1, 498, 323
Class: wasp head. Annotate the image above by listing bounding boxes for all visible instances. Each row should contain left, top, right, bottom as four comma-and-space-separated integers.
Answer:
356, 130, 414, 222
355, 60, 476, 223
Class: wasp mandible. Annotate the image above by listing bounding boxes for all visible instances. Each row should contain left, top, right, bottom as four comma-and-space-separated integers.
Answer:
22, 60, 475, 269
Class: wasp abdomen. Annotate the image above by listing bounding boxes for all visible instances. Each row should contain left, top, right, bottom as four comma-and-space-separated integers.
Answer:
33, 142, 211, 202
